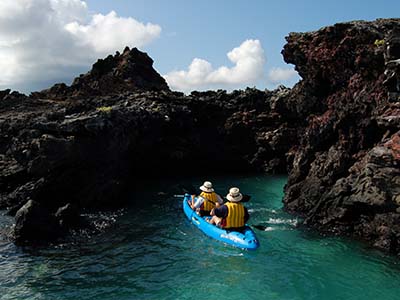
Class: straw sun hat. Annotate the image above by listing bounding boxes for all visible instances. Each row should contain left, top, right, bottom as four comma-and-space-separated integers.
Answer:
200, 181, 214, 192
226, 187, 243, 202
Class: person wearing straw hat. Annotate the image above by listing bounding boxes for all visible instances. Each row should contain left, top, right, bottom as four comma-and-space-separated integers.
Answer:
190, 181, 223, 216
208, 187, 249, 231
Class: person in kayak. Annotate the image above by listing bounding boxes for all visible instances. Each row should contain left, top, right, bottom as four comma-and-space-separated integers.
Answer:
208, 187, 249, 231
190, 181, 223, 216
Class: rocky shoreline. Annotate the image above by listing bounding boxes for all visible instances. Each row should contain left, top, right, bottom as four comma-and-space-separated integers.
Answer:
0, 19, 399, 255
282, 19, 400, 254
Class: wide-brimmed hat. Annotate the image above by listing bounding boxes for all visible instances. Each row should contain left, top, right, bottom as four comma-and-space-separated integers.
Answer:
226, 187, 243, 202
200, 181, 214, 192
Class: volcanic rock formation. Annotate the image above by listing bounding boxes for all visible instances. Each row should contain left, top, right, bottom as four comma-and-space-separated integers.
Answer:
32, 47, 169, 99
282, 19, 400, 254
0, 19, 399, 255
0, 47, 295, 244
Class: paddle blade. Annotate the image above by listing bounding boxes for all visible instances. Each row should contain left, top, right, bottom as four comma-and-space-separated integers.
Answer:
179, 184, 197, 195
252, 224, 267, 231
241, 194, 251, 202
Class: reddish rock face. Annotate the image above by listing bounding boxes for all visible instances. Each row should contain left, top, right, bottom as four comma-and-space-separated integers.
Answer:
385, 132, 400, 160
282, 19, 400, 255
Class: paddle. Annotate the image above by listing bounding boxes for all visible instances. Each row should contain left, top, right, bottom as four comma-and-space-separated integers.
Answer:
241, 194, 251, 202
176, 193, 267, 231
178, 184, 197, 195
251, 224, 268, 231
177, 183, 252, 201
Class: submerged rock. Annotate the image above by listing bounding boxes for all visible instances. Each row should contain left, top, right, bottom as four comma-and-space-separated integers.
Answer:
14, 200, 61, 244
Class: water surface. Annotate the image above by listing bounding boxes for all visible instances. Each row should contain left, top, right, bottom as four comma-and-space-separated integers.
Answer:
0, 174, 399, 300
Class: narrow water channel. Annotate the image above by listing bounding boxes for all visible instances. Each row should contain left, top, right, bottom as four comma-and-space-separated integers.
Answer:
0, 174, 399, 300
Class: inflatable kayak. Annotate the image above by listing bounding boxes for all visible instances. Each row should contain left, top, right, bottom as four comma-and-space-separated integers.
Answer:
182, 194, 259, 250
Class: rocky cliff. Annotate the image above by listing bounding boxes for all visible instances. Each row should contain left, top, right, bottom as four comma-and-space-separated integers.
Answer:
282, 19, 400, 254
0, 19, 399, 255
0, 47, 294, 244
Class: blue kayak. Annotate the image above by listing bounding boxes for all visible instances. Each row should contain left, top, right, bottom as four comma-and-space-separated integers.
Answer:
182, 194, 259, 250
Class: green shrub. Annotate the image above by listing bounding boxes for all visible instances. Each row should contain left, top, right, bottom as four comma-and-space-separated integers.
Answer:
96, 106, 112, 113
374, 39, 385, 47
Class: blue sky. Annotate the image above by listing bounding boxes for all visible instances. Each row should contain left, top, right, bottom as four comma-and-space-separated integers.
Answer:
87, 0, 400, 91
1, 0, 399, 93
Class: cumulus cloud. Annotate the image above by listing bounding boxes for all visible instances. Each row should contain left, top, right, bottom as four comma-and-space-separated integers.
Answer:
164, 39, 265, 92
267, 67, 298, 84
65, 11, 161, 54
0, 0, 161, 92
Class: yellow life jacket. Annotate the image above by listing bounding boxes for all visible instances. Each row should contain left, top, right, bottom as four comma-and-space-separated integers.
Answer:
224, 202, 245, 228
199, 191, 218, 211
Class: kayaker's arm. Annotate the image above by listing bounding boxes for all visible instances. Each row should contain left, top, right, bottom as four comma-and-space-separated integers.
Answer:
213, 205, 228, 218
216, 194, 224, 205
191, 196, 205, 209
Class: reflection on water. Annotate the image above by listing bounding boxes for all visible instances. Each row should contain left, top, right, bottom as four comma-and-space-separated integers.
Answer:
0, 174, 400, 300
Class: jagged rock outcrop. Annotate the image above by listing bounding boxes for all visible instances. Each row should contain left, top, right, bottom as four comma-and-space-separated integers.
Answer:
282, 19, 400, 254
32, 47, 169, 99
14, 200, 61, 243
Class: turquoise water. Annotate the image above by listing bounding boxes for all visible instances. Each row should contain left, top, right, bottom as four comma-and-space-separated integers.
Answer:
1, 174, 400, 300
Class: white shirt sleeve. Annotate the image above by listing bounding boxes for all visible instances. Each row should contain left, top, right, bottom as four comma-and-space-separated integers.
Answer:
193, 196, 205, 208
216, 194, 224, 204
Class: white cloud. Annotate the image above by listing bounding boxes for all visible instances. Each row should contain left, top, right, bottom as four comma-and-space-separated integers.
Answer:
164, 39, 265, 92
65, 11, 161, 53
267, 67, 298, 84
0, 0, 161, 92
